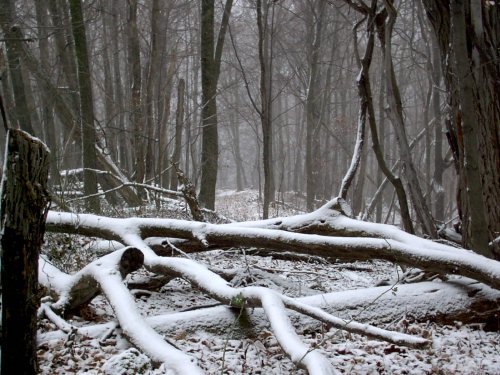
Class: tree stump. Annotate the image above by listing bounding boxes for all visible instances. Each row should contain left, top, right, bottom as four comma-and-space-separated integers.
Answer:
1, 129, 50, 374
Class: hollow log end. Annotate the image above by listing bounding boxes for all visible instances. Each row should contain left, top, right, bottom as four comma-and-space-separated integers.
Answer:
119, 247, 144, 277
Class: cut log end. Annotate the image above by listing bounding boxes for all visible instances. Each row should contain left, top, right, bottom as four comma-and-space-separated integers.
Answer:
118, 247, 144, 277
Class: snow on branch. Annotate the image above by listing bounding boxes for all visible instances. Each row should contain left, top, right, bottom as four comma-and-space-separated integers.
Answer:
46, 207, 500, 290
42, 207, 452, 373
39, 247, 204, 374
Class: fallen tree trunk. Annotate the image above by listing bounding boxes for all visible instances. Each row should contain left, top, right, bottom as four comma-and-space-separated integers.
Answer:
39, 279, 500, 347
42, 200, 500, 373
39, 246, 430, 373
39, 247, 204, 374
39, 247, 143, 311
38, 254, 429, 373
46, 205, 500, 290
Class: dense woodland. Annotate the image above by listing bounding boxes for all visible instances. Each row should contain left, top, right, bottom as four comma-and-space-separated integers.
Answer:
0, 0, 497, 249
0, 0, 499, 374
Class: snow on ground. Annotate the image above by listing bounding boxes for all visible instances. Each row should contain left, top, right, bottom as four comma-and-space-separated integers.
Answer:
37, 190, 500, 374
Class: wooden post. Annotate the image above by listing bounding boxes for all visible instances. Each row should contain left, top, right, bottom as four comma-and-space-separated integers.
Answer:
1, 129, 50, 374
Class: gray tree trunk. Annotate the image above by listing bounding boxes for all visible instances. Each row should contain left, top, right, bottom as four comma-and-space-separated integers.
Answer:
422, 0, 499, 258
170, 79, 185, 191
305, 0, 326, 211
127, 0, 145, 196
431, 33, 445, 223
34, 0, 60, 184
449, 0, 490, 257
110, 0, 129, 172
356, 1, 414, 233
256, 0, 275, 219
199, 0, 234, 210
69, 0, 100, 213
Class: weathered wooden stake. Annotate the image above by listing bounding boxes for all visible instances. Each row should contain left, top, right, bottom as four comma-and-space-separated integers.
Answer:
1, 129, 50, 374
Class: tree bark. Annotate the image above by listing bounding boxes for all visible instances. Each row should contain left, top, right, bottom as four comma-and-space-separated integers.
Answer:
172, 162, 205, 222
449, 0, 491, 257
1, 129, 50, 375
256, 0, 275, 219
338, 16, 368, 203
48, 0, 81, 170
170, 79, 185, 191
110, 0, 129, 172
46, 203, 500, 290
421, 0, 500, 258
347, 2, 414, 234
431, 32, 445, 223
34, 0, 60, 185
69, 0, 101, 213
126, 0, 145, 195
58, 278, 500, 341
198, 0, 234, 210
306, 0, 326, 211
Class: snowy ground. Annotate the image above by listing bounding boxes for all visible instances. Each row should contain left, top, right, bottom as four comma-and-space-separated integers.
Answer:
37, 190, 500, 374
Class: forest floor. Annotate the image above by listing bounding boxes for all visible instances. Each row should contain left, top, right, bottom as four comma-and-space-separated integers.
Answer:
36, 190, 500, 374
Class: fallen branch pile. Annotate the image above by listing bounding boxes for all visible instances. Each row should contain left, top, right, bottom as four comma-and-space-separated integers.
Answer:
40, 199, 500, 374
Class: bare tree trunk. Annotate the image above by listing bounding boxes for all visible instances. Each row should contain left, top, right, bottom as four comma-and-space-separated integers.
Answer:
449, 0, 490, 257
99, 0, 117, 162
256, 0, 275, 219
352, 145, 368, 216
158, 54, 177, 189
170, 79, 185, 191
34, 0, 60, 184
45, 206, 500, 290
382, 0, 436, 238
1, 129, 50, 375
127, 0, 145, 195
431, 32, 445, 222
345, 1, 414, 233
306, 0, 326, 211
422, 0, 499, 258
69, 0, 100, 213
47, 0, 80, 170
48, 0, 79, 95
110, 0, 129, 172
198, 0, 234, 209
199, 0, 218, 209
375, 63, 386, 223
144, 0, 163, 183
338, 17, 366, 203
227, 81, 246, 191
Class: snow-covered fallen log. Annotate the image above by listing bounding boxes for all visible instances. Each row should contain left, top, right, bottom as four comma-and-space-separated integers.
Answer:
39, 247, 204, 374
42, 202, 500, 373
40, 232, 433, 373
39, 279, 500, 347
46, 208, 500, 290
42, 247, 430, 370
39, 247, 143, 311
